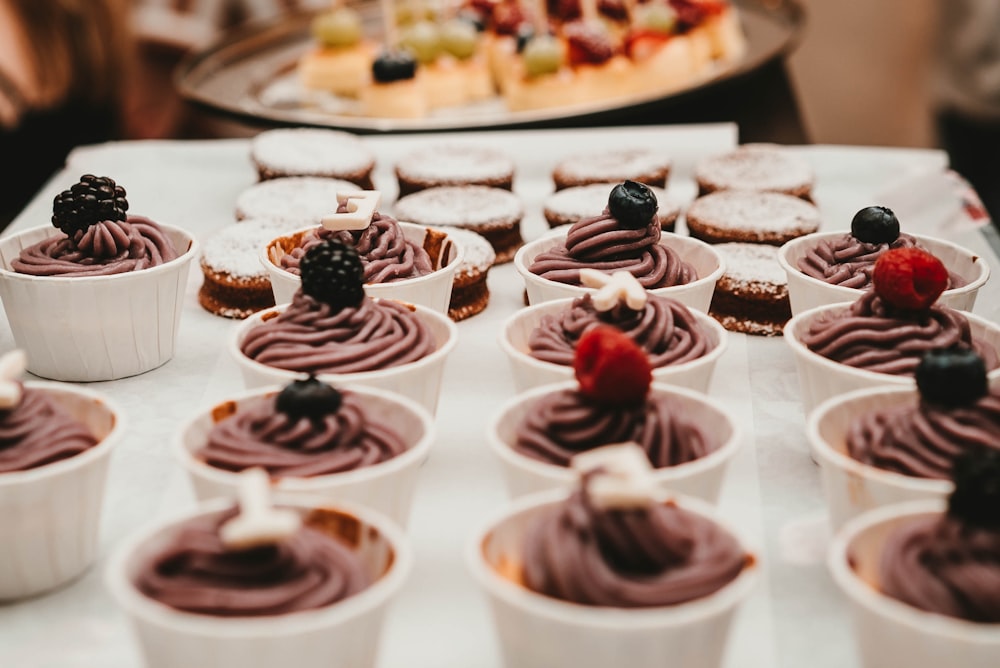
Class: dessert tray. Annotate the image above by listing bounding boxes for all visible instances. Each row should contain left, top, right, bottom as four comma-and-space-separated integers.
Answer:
175, 0, 805, 132
1, 124, 998, 667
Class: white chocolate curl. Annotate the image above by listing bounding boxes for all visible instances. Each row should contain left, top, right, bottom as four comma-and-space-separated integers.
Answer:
220, 468, 302, 551
570, 442, 664, 509
321, 190, 381, 231
0, 350, 27, 409
579, 269, 649, 311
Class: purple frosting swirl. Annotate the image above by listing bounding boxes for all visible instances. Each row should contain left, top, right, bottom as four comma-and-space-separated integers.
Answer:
528, 294, 714, 368
529, 212, 697, 288
522, 487, 748, 607
240, 293, 436, 374
200, 391, 407, 477
12, 216, 179, 276
515, 388, 715, 467
0, 386, 98, 473
879, 513, 1000, 622
136, 508, 369, 617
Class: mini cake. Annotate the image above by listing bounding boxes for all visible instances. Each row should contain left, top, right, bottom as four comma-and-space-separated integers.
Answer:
298, 4, 376, 97
442, 228, 495, 321
709, 242, 790, 336
393, 185, 524, 263
250, 128, 376, 189
684, 190, 821, 246
693, 143, 815, 200
542, 182, 680, 231
551, 148, 672, 190
394, 144, 515, 197
359, 49, 429, 119
234, 177, 360, 225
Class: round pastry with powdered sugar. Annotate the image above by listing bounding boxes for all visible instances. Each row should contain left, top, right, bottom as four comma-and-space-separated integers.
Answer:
394, 144, 515, 198
543, 183, 681, 232
685, 190, 821, 246
250, 128, 376, 188
443, 228, 495, 321
708, 242, 791, 337
235, 177, 360, 226
551, 148, 672, 191
393, 185, 524, 263
694, 143, 814, 200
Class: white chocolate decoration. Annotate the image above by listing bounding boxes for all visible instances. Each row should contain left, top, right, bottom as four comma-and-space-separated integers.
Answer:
579, 269, 648, 311
570, 442, 664, 509
321, 190, 381, 231
220, 468, 302, 551
0, 350, 27, 409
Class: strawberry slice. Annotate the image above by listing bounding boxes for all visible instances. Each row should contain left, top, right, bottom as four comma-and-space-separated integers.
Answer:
573, 326, 652, 405
872, 247, 949, 311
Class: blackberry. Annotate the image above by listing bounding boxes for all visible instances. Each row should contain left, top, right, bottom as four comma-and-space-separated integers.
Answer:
51, 174, 128, 235
948, 447, 1000, 530
275, 375, 342, 421
299, 238, 365, 310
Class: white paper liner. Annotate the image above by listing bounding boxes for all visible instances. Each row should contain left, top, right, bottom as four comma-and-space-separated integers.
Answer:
499, 298, 728, 394
230, 301, 458, 415
262, 223, 463, 313
778, 231, 990, 317
175, 385, 435, 527
828, 501, 1000, 668
0, 383, 124, 600
468, 490, 759, 668
106, 498, 412, 668
488, 381, 742, 502
0, 224, 199, 381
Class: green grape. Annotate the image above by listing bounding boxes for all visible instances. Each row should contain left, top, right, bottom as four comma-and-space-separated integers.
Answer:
311, 7, 363, 48
398, 21, 442, 64
522, 34, 564, 78
440, 19, 478, 60
635, 3, 677, 34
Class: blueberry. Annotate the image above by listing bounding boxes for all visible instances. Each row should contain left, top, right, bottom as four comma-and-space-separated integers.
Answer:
515, 24, 535, 53
607, 180, 658, 229
915, 347, 988, 408
850, 206, 900, 244
275, 376, 342, 421
948, 447, 1000, 530
372, 50, 417, 83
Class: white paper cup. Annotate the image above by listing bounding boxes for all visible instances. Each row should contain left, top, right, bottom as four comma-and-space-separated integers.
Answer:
106, 498, 411, 668
0, 382, 124, 600
778, 232, 990, 316
785, 303, 1000, 414
468, 490, 759, 668
231, 300, 458, 414
808, 387, 952, 532
0, 223, 199, 381
262, 223, 463, 314
499, 298, 728, 394
488, 381, 741, 502
828, 500, 1000, 668
513, 232, 725, 313
175, 385, 434, 527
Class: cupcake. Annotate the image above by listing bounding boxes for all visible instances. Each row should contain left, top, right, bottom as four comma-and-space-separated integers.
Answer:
693, 143, 814, 200
469, 443, 758, 668
176, 377, 434, 526
0, 350, 124, 599
0, 174, 198, 381
233, 239, 457, 413
250, 128, 376, 189
684, 190, 821, 246
542, 182, 681, 232
394, 144, 515, 198
107, 469, 411, 668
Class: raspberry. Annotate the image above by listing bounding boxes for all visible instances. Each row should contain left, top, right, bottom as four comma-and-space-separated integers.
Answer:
872, 247, 948, 311
563, 20, 616, 66
299, 238, 366, 310
51, 174, 128, 235
573, 326, 652, 405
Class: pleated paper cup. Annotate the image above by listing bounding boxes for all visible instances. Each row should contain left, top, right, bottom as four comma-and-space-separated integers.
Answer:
468, 490, 759, 668
230, 300, 458, 415
828, 501, 1000, 668
513, 232, 724, 313
106, 499, 411, 668
487, 381, 741, 502
262, 223, 463, 314
0, 382, 124, 600
784, 303, 1000, 414
499, 298, 727, 394
0, 223, 198, 381
175, 384, 434, 527
778, 232, 990, 317
808, 387, 952, 532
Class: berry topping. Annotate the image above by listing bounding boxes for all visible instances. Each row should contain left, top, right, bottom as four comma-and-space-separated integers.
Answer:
51, 174, 128, 235
311, 7, 362, 48
299, 238, 366, 310
522, 34, 565, 77
850, 206, 900, 245
948, 447, 1000, 530
564, 20, 616, 66
607, 180, 658, 229
398, 21, 441, 64
491, 2, 527, 35
872, 247, 949, 311
372, 50, 417, 83
275, 376, 343, 421
916, 348, 988, 408
441, 18, 479, 59
573, 326, 652, 406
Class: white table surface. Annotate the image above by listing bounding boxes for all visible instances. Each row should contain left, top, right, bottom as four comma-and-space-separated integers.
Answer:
1, 124, 997, 668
